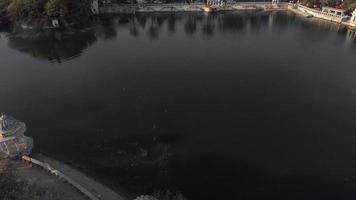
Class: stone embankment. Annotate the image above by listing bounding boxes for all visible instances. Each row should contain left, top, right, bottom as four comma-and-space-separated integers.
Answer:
99, 2, 356, 28
289, 4, 356, 27
294, 4, 345, 23
100, 2, 289, 14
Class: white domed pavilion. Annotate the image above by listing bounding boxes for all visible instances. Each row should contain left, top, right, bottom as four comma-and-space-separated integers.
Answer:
0, 114, 34, 159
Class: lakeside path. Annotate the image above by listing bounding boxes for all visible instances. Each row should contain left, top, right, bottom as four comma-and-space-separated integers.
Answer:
29, 154, 129, 200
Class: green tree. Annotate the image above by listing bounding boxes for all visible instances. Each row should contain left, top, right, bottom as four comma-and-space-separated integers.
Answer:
6, 0, 45, 19
44, 0, 67, 17
4, 0, 92, 21
341, 0, 356, 11
321, 0, 339, 7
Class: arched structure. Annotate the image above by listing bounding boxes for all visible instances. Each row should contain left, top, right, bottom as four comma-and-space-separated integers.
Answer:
206, 0, 224, 8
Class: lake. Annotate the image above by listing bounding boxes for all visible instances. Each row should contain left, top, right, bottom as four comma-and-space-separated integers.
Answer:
1, 11, 356, 200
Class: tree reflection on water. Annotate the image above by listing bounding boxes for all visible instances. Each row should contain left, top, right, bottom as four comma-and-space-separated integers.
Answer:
8, 30, 97, 63
6, 11, 356, 62
2, 10, 356, 200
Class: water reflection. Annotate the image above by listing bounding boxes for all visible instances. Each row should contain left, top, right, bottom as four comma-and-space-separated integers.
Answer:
184, 14, 197, 35
5, 11, 356, 62
345, 29, 356, 45
3, 10, 356, 200
8, 30, 97, 63
95, 16, 118, 40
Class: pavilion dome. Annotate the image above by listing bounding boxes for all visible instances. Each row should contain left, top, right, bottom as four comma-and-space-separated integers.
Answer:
0, 114, 26, 138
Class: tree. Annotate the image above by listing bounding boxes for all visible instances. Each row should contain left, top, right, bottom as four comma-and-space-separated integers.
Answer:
341, 0, 356, 11
321, 0, 339, 7
6, 0, 46, 19
44, 0, 67, 17
5, 0, 92, 20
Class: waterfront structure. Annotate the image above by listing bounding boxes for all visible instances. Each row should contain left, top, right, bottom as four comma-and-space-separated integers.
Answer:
95, 0, 356, 28
206, 0, 225, 8
92, 0, 99, 14
0, 114, 33, 159
350, 9, 356, 26
296, 4, 348, 23
52, 19, 59, 27
321, 7, 347, 17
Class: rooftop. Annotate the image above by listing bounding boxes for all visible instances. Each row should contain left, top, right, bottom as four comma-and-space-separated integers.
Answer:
0, 114, 26, 137
322, 7, 346, 12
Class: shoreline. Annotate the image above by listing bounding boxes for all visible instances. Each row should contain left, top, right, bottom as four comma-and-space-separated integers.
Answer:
98, 2, 356, 29
22, 154, 129, 200
290, 4, 356, 28
6, 2, 356, 31
99, 2, 288, 13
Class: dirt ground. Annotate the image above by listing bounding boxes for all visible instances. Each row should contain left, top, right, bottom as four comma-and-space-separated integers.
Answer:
0, 159, 88, 200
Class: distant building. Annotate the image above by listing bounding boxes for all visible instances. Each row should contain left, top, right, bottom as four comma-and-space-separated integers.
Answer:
350, 9, 356, 26
52, 19, 60, 28
92, 0, 99, 14
206, 0, 225, 8
0, 114, 33, 159
321, 7, 347, 17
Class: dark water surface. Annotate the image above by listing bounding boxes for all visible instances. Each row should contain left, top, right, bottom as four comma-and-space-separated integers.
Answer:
2, 11, 356, 200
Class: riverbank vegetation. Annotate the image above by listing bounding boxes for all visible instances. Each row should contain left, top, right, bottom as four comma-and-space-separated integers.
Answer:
301, 0, 356, 11
341, 0, 356, 10
0, 0, 93, 29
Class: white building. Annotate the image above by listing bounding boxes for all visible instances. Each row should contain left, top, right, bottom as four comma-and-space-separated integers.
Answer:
0, 114, 33, 159
206, 0, 224, 8
321, 7, 347, 17
52, 19, 59, 27
350, 9, 356, 26
91, 0, 99, 14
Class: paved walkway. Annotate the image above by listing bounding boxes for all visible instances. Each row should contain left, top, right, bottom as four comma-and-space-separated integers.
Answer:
32, 154, 128, 200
